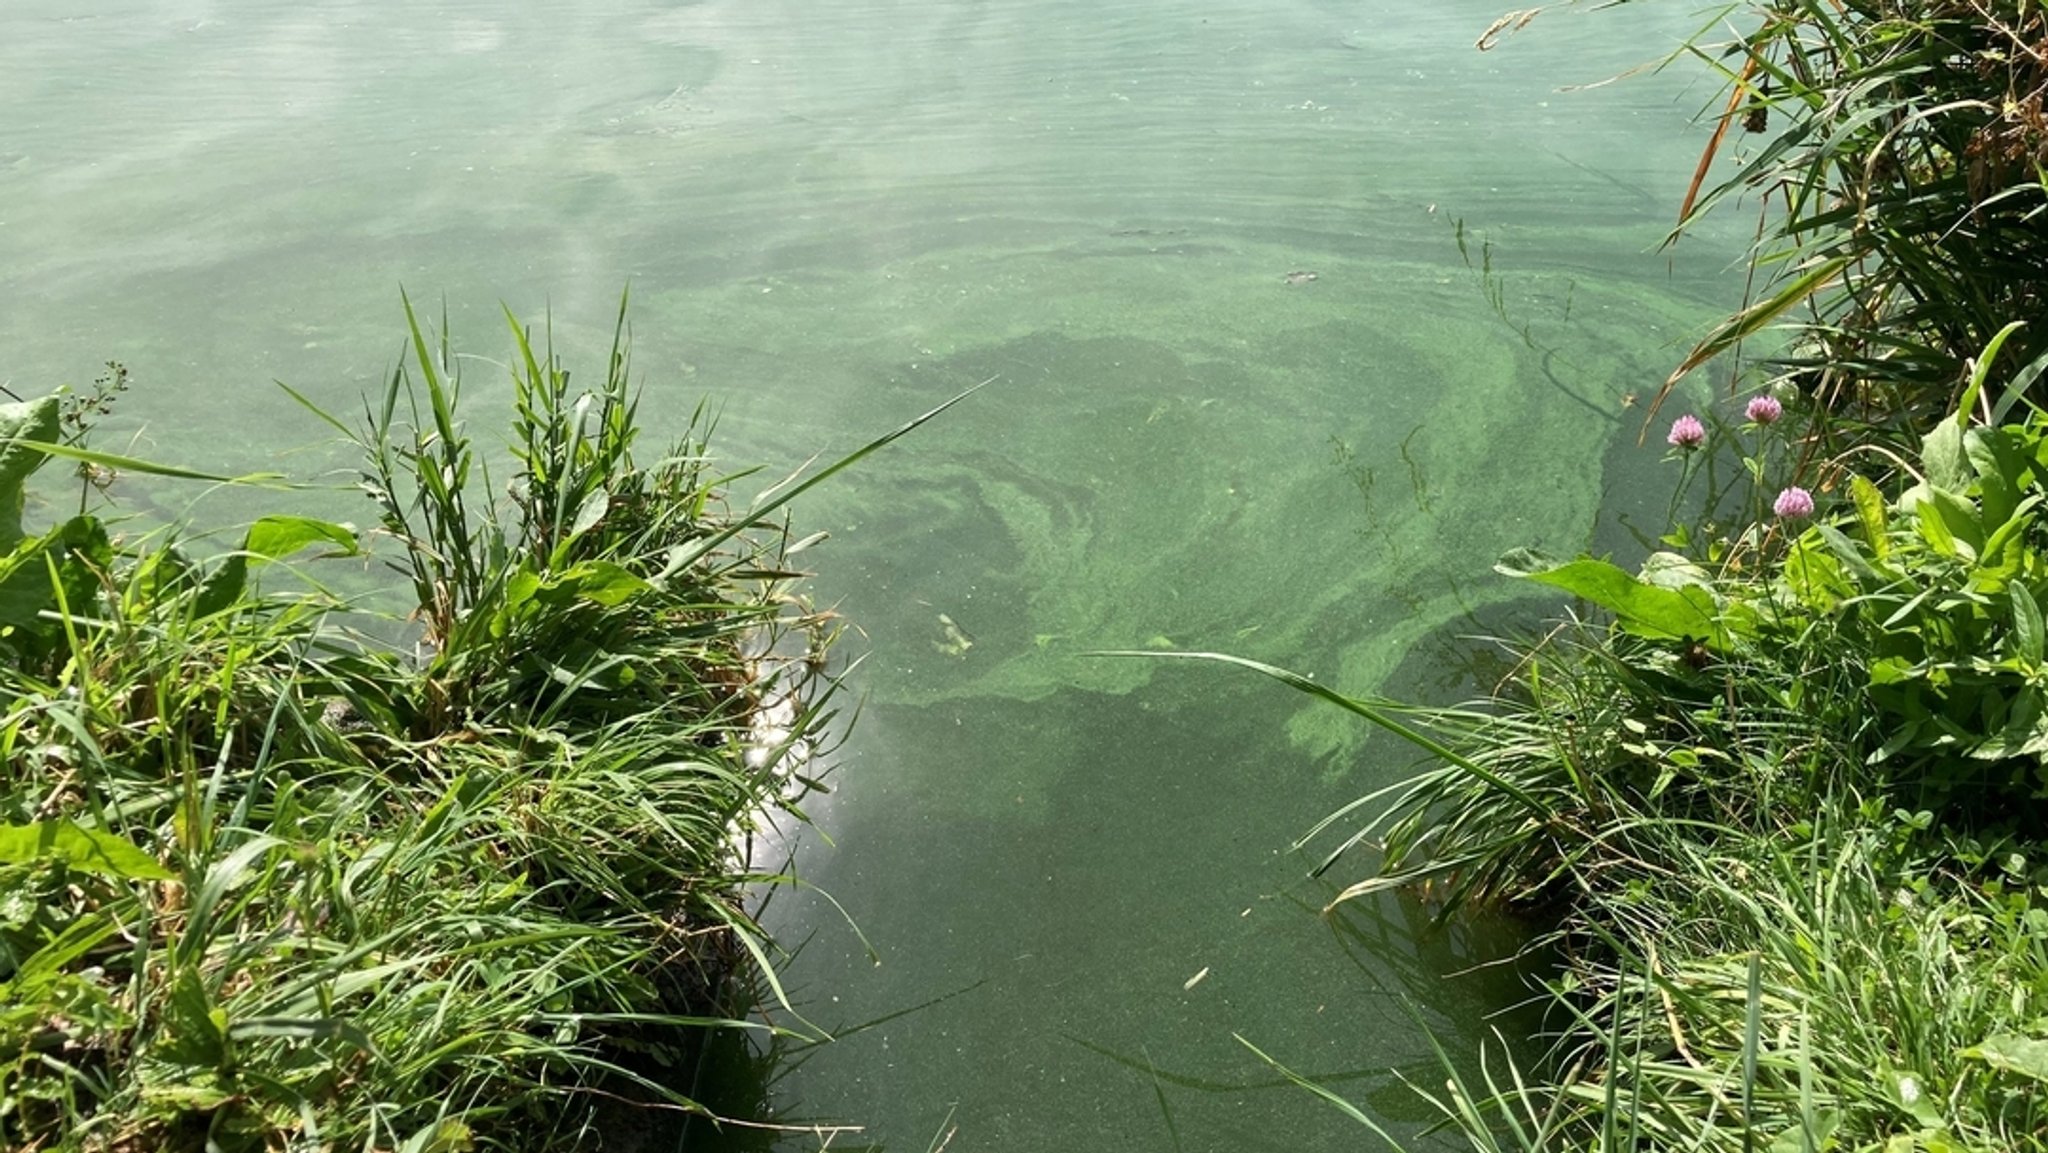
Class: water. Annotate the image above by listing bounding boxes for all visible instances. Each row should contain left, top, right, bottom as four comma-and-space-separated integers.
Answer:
1, 1, 1741, 1147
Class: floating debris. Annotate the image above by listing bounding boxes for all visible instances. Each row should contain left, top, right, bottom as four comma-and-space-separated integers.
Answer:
1283, 270, 1319, 285
932, 612, 975, 658
1184, 966, 1211, 991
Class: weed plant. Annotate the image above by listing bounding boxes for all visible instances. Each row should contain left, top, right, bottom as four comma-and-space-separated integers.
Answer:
0, 298, 950, 1151
1173, 6, 2048, 1144
1176, 380, 2048, 1148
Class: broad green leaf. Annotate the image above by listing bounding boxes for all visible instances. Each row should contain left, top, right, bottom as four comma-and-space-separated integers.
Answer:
1977, 493, 2040, 581
1815, 525, 1883, 589
1915, 499, 1959, 557
195, 555, 248, 618
503, 565, 542, 611
1922, 419, 1970, 494
0, 534, 58, 632
0, 396, 59, 549
569, 488, 610, 539
1961, 1034, 2048, 1084
1926, 487, 1984, 554
2013, 584, 2044, 667
1786, 533, 1857, 609
1973, 687, 2048, 761
1639, 550, 1713, 590
1850, 474, 1889, 559
0, 820, 172, 881
1964, 426, 2022, 528
565, 560, 650, 607
243, 515, 358, 560
1890, 1069, 1945, 1130
1497, 550, 1721, 643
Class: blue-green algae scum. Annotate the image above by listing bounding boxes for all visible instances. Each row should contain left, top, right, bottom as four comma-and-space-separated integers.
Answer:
1, 1, 1740, 1147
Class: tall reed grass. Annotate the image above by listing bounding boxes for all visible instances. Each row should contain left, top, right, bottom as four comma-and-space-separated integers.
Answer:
1643, 0, 2048, 444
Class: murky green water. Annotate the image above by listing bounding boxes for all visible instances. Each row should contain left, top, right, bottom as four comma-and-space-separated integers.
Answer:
3, 0, 1739, 1147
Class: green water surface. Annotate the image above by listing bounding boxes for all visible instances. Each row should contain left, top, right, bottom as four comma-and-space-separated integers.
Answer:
0, 0, 1741, 1147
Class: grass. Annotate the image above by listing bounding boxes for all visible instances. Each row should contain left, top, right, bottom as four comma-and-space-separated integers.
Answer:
1187, 382, 2048, 1149
1168, 7, 2048, 1146
0, 296, 962, 1151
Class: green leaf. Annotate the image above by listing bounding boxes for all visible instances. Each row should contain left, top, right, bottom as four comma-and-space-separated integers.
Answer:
139, 1081, 235, 1112
0, 531, 63, 634
0, 396, 59, 550
157, 967, 228, 1071
1922, 420, 1970, 494
228, 1015, 375, 1053
195, 555, 248, 618
568, 489, 610, 539
2013, 584, 2044, 668
0, 820, 172, 881
503, 565, 542, 610
398, 1118, 476, 1153
1497, 550, 1722, 644
1964, 426, 2022, 529
243, 515, 358, 560
7, 439, 291, 488
4, 913, 118, 993
1891, 1069, 1944, 1129
1955, 320, 2026, 429
1961, 1034, 2048, 1084
1926, 487, 1984, 555
1639, 550, 1713, 590
1972, 688, 2048, 761
1850, 474, 1889, 559
565, 560, 650, 607
1814, 525, 1883, 589
1915, 499, 1959, 557
1977, 493, 2040, 581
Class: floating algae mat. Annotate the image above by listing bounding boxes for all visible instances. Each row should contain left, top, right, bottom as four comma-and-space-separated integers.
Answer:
0, 0, 1741, 1147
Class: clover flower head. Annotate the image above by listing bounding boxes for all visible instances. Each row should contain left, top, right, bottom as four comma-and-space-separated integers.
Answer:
1667, 414, 1706, 451
1774, 486, 1815, 519
1745, 394, 1784, 425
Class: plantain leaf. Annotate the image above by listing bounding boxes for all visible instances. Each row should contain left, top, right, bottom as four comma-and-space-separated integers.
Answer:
1961, 1035, 2048, 1084
0, 820, 172, 881
1497, 549, 1722, 644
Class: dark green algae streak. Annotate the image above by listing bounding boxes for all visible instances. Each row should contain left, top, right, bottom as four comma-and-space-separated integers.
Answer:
0, 0, 1745, 1147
